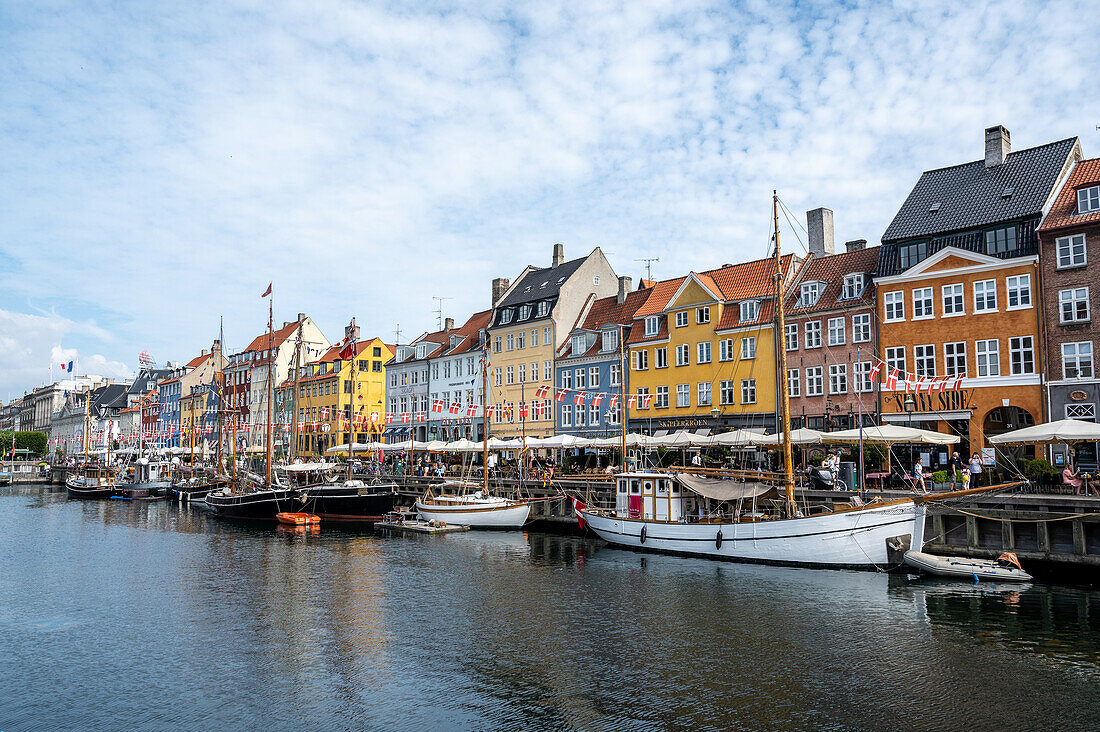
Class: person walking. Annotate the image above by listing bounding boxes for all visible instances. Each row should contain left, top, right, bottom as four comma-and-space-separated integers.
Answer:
968, 452, 983, 487
948, 451, 964, 490
913, 460, 928, 494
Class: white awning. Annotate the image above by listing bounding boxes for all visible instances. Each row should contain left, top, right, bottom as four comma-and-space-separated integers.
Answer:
988, 418, 1100, 445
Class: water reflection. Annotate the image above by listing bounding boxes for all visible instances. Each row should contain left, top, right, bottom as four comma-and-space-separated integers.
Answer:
2, 486, 1100, 730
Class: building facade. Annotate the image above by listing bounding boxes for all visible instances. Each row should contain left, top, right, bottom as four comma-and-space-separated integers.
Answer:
384, 330, 440, 443
875, 126, 1080, 458
1038, 157, 1100, 468
425, 310, 491, 442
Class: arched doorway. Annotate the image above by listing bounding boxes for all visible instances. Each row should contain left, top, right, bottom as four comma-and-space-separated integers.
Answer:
984, 406, 1036, 467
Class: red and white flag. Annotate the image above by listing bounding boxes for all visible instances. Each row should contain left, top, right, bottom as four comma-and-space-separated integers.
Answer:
534, 385, 550, 399
466, 404, 478, 417
951, 375, 964, 391
320, 407, 329, 419
400, 412, 410, 423
519, 403, 529, 420
384, 413, 393, 424
448, 402, 461, 415
591, 393, 603, 408
431, 399, 444, 414
869, 361, 882, 383
261, 283, 272, 298
573, 391, 587, 405
555, 388, 569, 402
370, 411, 379, 423
415, 410, 426, 421
641, 394, 653, 408
886, 368, 899, 390
608, 394, 619, 408
535, 401, 546, 418
627, 394, 637, 408
936, 376, 949, 393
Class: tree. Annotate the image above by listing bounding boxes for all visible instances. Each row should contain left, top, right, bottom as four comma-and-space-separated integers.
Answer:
0, 431, 48, 457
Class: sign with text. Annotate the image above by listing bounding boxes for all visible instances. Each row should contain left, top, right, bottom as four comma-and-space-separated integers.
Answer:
888, 390, 974, 413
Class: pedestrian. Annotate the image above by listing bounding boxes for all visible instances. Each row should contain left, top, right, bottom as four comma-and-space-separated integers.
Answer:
968, 452, 983, 487
691, 452, 702, 467
913, 460, 928, 494
948, 451, 964, 490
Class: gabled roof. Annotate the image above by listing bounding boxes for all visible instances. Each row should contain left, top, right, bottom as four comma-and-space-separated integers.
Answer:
185, 353, 211, 369
494, 255, 589, 310
1040, 158, 1100, 232
440, 310, 492, 356
882, 137, 1079, 242
560, 289, 651, 359
633, 255, 796, 319
785, 246, 879, 315
243, 320, 304, 353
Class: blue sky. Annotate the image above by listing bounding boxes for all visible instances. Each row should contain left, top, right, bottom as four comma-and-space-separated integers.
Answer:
1, 0, 1098, 398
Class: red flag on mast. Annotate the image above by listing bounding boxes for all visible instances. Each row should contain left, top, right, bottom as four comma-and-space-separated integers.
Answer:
261, 283, 272, 298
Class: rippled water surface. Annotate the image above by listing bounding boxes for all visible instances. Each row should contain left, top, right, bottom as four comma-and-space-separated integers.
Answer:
3, 486, 1100, 731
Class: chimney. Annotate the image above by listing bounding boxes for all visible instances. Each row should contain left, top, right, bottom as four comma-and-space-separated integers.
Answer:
492, 277, 509, 306
297, 312, 306, 324
845, 239, 867, 252
444, 317, 454, 331
985, 125, 1010, 167
201, 349, 208, 356
806, 208, 835, 257
617, 276, 632, 304
552, 242, 564, 267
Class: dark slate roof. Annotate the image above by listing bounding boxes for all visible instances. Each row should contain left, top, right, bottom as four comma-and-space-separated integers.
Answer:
491, 255, 589, 326
127, 368, 172, 398
881, 137, 1079, 243
94, 384, 130, 413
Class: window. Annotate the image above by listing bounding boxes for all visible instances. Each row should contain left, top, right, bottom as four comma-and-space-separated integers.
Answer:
545, 361, 552, 380
697, 307, 710, 324
560, 370, 572, 389
805, 321, 822, 348
1010, 336, 1035, 375
506, 366, 514, 384
531, 362, 539, 382
561, 404, 572, 427
787, 369, 800, 397
610, 362, 621, 387
884, 291, 905, 322
797, 283, 821, 308
719, 380, 736, 405
499, 309, 513, 325
633, 350, 649, 371
544, 326, 552, 344
973, 280, 997, 312
1067, 403, 1096, 420
601, 329, 618, 352
697, 382, 711, 406
914, 344, 936, 377
741, 379, 756, 404
675, 311, 688, 328
740, 300, 759, 322
697, 342, 712, 363
984, 225, 1018, 255
912, 287, 933, 318
644, 316, 659, 336
589, 367, 600, 388
944, 342, 967, 377
519, 305, 531, 321
854, 361, 873, 393
719, 339, 735, 361
675, 344, 689, 366
829, 364, 847, 394
518, 364, 526, 383
1078, 186, 1100, 214
785, 324, 798, 351
589, 403, 599, 424
806, 367, 824, 396
827, 317, 845, 346
593, 275, 601, 286
676, 384, 690, 408
1057, 234, 1087, 268
852, 314, 871, 343
575, 368, 586, 389
571, 335, 585, 356
898, 240, 928, 270
493, 336, 502, 353
1007, 274, 1032, 309
655, 386, 669, 409
517, 331, 526, 349
655, 347, 668, 369
976, 339, 1000, 377
531, 329, 539, 347
740, 337, 755, 359
1063, 342, 1094, 379
1060, 287, 1090, 323
942, 284, 964, 315
842, 274, 865, 300
637, 387, 650, 409
886, 346, 906, 374
506, 334, 514, 351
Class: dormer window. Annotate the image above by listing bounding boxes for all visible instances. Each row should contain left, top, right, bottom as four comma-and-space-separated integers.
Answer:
537, 301, 550, 317
571, 334, 586, 355
478, 330, 487, 347
519, 305, 532, 320
415, 344, 428, 359
450, 334, 461, 349
797, 283, 822, 309
557, 277, 565, 284
644, 316, 659, 337
499, 309, 514, 325
898, 239, 928, 270
593, 275, 600, 285
602, 329, 619, 352
740, 300, 760, 321
841, 274, 865, 300
1079, 185, 1100, 214
985, 225, 1018, 255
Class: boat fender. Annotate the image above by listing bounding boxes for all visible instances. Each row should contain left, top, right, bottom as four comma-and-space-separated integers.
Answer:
715, 530, 723, 549
972, 573, 980, 584
639, 525, 646, 544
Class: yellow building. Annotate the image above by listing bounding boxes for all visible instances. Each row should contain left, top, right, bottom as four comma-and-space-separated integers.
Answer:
288, 332, 393, 459
626, 257, 799, 434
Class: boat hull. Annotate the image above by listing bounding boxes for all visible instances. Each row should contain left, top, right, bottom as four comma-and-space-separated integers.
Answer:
903, 550, 1032, 582
415, 499, 531, 529
170, 481, 226, 502
205, 489, 297, 520
300, 487, 397, 524
579, 501, 925, 569
65, 478, 115, 499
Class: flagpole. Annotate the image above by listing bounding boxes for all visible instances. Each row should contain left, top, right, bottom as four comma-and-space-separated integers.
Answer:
265, 291, 274, 489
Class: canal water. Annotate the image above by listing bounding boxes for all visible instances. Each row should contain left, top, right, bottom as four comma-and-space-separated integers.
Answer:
2, 486, 1099, 731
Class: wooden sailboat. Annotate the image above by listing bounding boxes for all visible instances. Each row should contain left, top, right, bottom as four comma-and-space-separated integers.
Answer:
172, 320, 228, 502
207, 290, 297, 519
66, 390, 118, 498
575, 192, 1013, 569
414, 340, 532, 529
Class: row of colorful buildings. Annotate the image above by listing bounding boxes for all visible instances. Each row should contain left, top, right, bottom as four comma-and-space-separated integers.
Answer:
5, 125, 1099, 467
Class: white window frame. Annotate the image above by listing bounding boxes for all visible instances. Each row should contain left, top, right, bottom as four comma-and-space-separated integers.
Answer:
719, 380, 735, 406
675, 311, 688, 328
676, 383, 690, 408
655, 385, 669, 409
852, 313, 871, 343
675, 344, 689, 367
740, 300, 759, 322
787, 369, 800, 398
1057, 233, 1087, 269
785, 323, 798, 351
1062, 342, 1094, 380
884, 291, 905, 322
644, 316, 659, 337
942, 283, 965, 316
589, 367, 600, 388
719, 339, 735, 361
797, 283, 821, 308
1078, 186, 1100, 214
829, 364, 847, 394
740, 337, 756, 359
1010, 336, 1035, 375
655, 347, 668, 369
976, 339, 1000, 377
697, 342, 711, 364
827, 317, 845, 346
885, 346, 906, 374
973, 279, 997, 313
854, 361, 873, 393
1060, 287, 1090, 324
805, 321, 822, 349
696, 307, 711, 324
944, 341, 967, 377
1006, 274, 1032, 310
841, 273, 865, 300
697, 382, 711, 406
912, 287, 933, 319
805, 367, 823, 396
914, 344, 936, 377
741, 379, 756, 405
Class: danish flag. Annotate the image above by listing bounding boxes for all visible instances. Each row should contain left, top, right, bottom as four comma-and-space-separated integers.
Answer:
535, 401, 546, 418
320, 407, 329, 419
886, 368, 899, 390
519, 403, 529, 420
936, 376, 949, 393
556, 388, 569, 402
608, 394, 619, 408
869, 361, 881, 383
534, 385, 550, 399
466, 404, 478, 417
591, 393, 603, 408
641, 394, 653, 408
415, 411, 426, 421
431, 399, 444, 414
385, 413, 393, 424
573, 391, 586, 405
627, 394, 637, 408
951, 375, 964, 391
370, 411, 379, 423
448, 402, 461, 415
400, 412, 410, 423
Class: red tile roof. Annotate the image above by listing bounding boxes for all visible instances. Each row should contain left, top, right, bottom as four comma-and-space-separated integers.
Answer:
185, 353, 210, 369
1041, 158, 1100, 232
632, 255, 796, 318
443, 310, 492, 355
784, 246, 880, 315
561, 289, 653, 358
243, 320, 304, 353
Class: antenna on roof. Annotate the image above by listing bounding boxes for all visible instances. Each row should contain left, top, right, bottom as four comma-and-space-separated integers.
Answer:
634, 258, 659, 282
393, 324, 403, 347
432, 297, 453, 331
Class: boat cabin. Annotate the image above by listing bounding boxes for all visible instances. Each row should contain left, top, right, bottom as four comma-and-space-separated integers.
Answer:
83, 468, 116, 487
615, 473, 696, 522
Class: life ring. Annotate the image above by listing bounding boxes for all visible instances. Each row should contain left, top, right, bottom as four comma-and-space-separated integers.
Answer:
715, 530, 723, 549
639, 525, 647, 544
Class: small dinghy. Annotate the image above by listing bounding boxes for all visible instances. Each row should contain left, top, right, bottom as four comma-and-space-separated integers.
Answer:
904, 550, 1032, 582
276, 512, 321, 527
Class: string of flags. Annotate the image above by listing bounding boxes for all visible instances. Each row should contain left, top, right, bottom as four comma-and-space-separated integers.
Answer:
873, 357, 966, 393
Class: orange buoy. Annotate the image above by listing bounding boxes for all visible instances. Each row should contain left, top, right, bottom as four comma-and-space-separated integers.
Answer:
276, 512, 321, 526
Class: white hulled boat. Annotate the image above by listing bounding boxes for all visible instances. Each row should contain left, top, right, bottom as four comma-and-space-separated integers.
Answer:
415, 489, 531, 528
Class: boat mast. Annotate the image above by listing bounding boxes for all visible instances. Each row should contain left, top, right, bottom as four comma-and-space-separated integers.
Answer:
482, 344, 489, 494
265, 294, 274, 489
216, 317, 224, 474
82, 390, 89, 462
347, 320, 357, 481
291, 320, 303, 463
772, 191, 796, 518
620, 323, 627, 473
189, 395, 196, 467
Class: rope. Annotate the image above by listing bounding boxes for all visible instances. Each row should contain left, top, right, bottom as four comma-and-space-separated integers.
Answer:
936, 504, 1100, 523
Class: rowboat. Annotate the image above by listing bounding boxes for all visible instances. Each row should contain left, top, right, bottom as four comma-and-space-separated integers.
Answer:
903, 550, 1032, 582
276, 512, 321, 526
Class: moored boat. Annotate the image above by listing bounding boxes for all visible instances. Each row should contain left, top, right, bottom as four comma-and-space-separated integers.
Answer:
65, 467, 118, 499
415, 490, 531, 529
903, 550, 1032, 582
298, 480, 398, 524
276, 511, 320, 526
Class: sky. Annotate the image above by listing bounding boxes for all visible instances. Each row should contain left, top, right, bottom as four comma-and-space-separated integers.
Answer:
1, 0, 1098, 399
